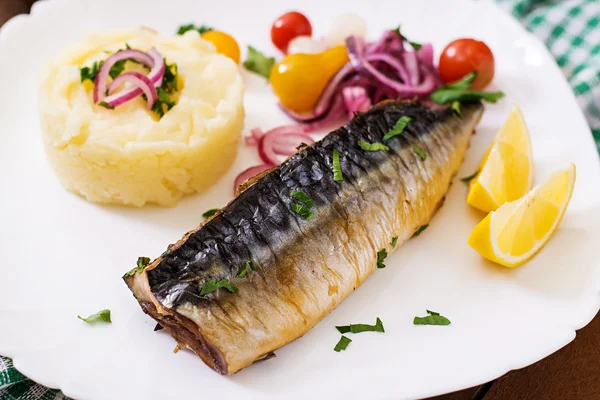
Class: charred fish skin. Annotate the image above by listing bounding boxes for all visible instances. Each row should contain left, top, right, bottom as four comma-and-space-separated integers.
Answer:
125, 101, 484, 375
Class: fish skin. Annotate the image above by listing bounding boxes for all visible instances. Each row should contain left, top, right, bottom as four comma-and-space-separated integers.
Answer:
125, 100, 484, 374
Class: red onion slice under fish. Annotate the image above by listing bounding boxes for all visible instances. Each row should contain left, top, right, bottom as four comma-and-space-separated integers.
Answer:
233, 164, 274, 195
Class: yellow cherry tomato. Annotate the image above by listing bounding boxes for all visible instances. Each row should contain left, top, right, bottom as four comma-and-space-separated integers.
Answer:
270, 45, 350, 113
201, 30, 241, 64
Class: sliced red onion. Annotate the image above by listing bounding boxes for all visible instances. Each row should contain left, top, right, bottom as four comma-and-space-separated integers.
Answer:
366, 30, 403, 55
234, 164, 274, 195
272, 133, 315, 155
346, 35, 437, 95
146, 48, 166, 87
417, 43, 434, 67
342, 86, 373, 118
94, 47, 166, 110
251, 127, 264, 141
402, 51, 421, 86
244, 127, 265, 146
253, 30, 441, 190
366, 53, 410, 84
258, 125, 312, 164
104, 72, 157, 109
93, 49, 154, 104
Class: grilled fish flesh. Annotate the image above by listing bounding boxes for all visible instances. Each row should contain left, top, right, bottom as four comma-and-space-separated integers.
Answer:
125, 100, 484, 374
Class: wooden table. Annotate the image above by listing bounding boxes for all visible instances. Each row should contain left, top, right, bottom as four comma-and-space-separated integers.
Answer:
2, 2, 599, 399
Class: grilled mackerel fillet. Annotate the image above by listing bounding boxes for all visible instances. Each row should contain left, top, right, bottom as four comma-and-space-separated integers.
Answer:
125, 100, 484, 374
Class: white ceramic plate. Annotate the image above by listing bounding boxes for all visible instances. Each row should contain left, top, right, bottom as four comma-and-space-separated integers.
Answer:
1, 0, 600, 399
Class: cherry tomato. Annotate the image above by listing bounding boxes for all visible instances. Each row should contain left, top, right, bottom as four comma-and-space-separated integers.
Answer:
201, 31, 241, 63
271, 11, 312, 53
270, 45, 349, 113
438, 38, 495, 90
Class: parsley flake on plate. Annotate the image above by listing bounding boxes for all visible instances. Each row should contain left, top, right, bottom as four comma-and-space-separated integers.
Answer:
333, 335, 352, 352
78, 309, 111, 324
243, 46, 275, 79
336, 317, 385, 334
413, 310, 451, 326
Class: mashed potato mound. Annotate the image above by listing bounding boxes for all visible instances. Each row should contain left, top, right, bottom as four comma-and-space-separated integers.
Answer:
39, 28, 244, 207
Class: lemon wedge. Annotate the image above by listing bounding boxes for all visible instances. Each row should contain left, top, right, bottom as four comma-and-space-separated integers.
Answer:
468, 164, 576, 267
467, 105, 533, 212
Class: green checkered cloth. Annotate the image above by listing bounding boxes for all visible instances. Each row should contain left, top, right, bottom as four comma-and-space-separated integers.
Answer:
0, 357, 67, 399
498, 0, 600, 149
1, 0, 599, 398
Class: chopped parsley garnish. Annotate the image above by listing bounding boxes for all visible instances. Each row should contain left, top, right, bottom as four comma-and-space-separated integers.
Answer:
391, 236, 398, 248
358, 140, 390, 152
413, 146, 427, 161
98, 101, 114, 110
333, 335, 352, 352
291, 203, 314, 220
414, 225, 428, 236
243, 46, 276, 79
460, 170, 480, 183
237, 261, 256, 279
150, 61, 178, 118
177, 24, 213, 35
151, 88, 176, 117
413, 310, 451, 326
290, 190, 315, 220
290, 190, 314, 208
199, 278, 238, 296
336, 317, 385, 334
408, 41, 422, 50
123, 256, 150, 277
376, 249, 388, 269
451, 101, 462, 117
392, 26, 421, 50
109, 57, 145, 79
202, 208, 220, 219
332, 149, 344, 182
430, 72, 504, 105
383, 116, 412, 141
445, 71, 478, 90
78, 309, 111, 324
161, 61, 179, 93
80, 61, 102, 83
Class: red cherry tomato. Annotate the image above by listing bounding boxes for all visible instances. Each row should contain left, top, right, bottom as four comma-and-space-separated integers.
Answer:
271, 11, 312, 53
438, 38, 495, 90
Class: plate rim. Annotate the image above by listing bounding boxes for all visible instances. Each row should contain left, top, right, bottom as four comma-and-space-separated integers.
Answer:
1, 0, 599, 398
